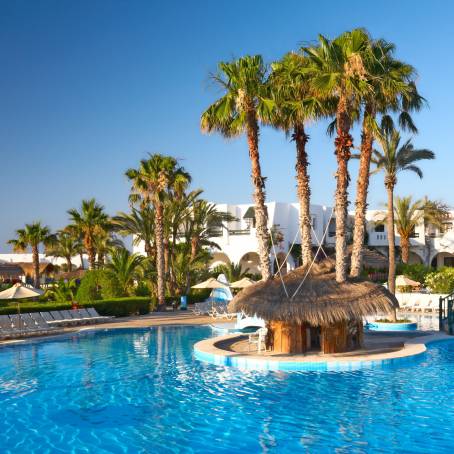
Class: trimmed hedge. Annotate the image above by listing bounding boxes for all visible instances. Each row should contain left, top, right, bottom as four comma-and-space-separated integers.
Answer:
0, 297, 150, 317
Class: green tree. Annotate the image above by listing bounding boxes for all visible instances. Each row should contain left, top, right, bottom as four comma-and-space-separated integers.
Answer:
45, 230, 81, 272
67, 199, 110, 270
393, 196, 423, 264
46, 279, 78, 303
105, 248, 146, 296
126, 154, 191, 309
371, 127, 434, 317
303, 29, 373, 282
350, 39, 423, 276
268, 52, 332, 265
8, 222, 53, 288
113, 206, 155, 258
201, 55, 272, 281
211, 262, 251, 282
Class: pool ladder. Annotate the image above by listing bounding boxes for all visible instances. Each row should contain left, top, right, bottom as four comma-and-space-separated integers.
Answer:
439, 293, 454, 334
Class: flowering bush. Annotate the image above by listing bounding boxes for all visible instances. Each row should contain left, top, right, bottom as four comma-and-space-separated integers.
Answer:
424, 267, 454, 294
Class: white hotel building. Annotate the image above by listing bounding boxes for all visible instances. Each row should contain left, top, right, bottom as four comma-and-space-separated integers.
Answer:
132, 201, 454, 274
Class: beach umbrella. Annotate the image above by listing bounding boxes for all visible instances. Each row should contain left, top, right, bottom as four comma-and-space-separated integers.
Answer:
191, 278, 230, 289
230, 277, 256, 288
0, 283, 43, 333
395, 275, 421, 288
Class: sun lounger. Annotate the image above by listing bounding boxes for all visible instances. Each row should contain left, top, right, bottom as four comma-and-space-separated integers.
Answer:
60, 310, 84, 323
29, 312, 58, 331
19, 313, 51, 335
0, 315, 14, 339
44, 311, 70, 326
86, 307, 112, 322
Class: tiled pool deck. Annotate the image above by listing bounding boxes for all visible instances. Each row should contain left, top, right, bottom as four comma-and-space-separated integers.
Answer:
194, 331, 453, 372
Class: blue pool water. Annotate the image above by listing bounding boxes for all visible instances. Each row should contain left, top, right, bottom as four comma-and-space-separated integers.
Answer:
0, 326, 453, 453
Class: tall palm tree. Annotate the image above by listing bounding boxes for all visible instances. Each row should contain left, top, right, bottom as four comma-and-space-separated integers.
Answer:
201, 55, 272, 281
67, 199, 110, 270
371, 128, 434, 306
8, 222, 53, 287
393, 196, 424, 264
45, 230, 81, 272
268, 53, 332, 265
105, 248, 146, 296
303, 29, 373, 282
112, 207, 156, 258
126, 154, 191, 309
350, 39, 423, 276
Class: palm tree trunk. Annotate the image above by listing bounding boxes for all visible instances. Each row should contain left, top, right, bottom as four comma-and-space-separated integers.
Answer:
246, 112, 271, 281
294, 124, 312, 266
32, 245, 40, 288
190, 236, 198, 262
155, 202, 166, 310
386, 183, 397, 322
334, 101, 353, 283
66, 256, 73, 272
401, 236, 410, 264
350, 108, 375, 277
79, 252, 85, 270
87, 246, 96, 270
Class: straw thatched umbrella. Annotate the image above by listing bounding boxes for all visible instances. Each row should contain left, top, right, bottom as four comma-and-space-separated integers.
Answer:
228, 259, 398, 354
230, 277, 256, 288
191, 278, 230, 289
0, 283, 43, 334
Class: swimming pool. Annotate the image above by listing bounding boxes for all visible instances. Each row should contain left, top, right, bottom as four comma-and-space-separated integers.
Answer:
1, 326, 453, 453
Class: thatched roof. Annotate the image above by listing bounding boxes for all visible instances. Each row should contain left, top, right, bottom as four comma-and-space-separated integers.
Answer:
346, 246, 388, 270
0, 264, 24, 279
228, 259, 398, 326
14, 262, 55, 276
58, 268, 86, 280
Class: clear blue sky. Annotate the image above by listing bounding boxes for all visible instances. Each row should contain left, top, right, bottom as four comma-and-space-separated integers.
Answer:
1, 0, 452, 252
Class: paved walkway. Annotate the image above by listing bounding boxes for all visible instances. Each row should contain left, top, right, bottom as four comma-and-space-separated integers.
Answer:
0, 311, 221, 346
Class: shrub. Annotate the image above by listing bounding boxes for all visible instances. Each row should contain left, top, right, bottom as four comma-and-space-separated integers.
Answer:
76, 270, 124, 304
396, 263, 432, 284
0, 297, 150, 317
98, 271, 123, 299
86, 297, 149, 317
424, 267, 454, 294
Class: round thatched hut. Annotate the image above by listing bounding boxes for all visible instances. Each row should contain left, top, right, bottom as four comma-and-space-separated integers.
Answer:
228, 259, 398, 354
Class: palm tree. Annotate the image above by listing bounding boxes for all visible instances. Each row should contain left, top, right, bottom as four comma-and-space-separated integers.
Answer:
126, 154, 191, 309
303, 29, 373, 282
211, 262, 251, 282
105, 248, 145, 296
268, 53, 331, 265
46, 279, 78, 303
350, 39, 423, 276
186, 198, 235, 261
93, 228, 123, 266
201, 55, 272, 281
112, 207, 155, 258
393, 196, 424, 264
67, 199, 110, 270
45, 230, 81, 272
371, 127, 435, 307
8, 222, 53, 287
